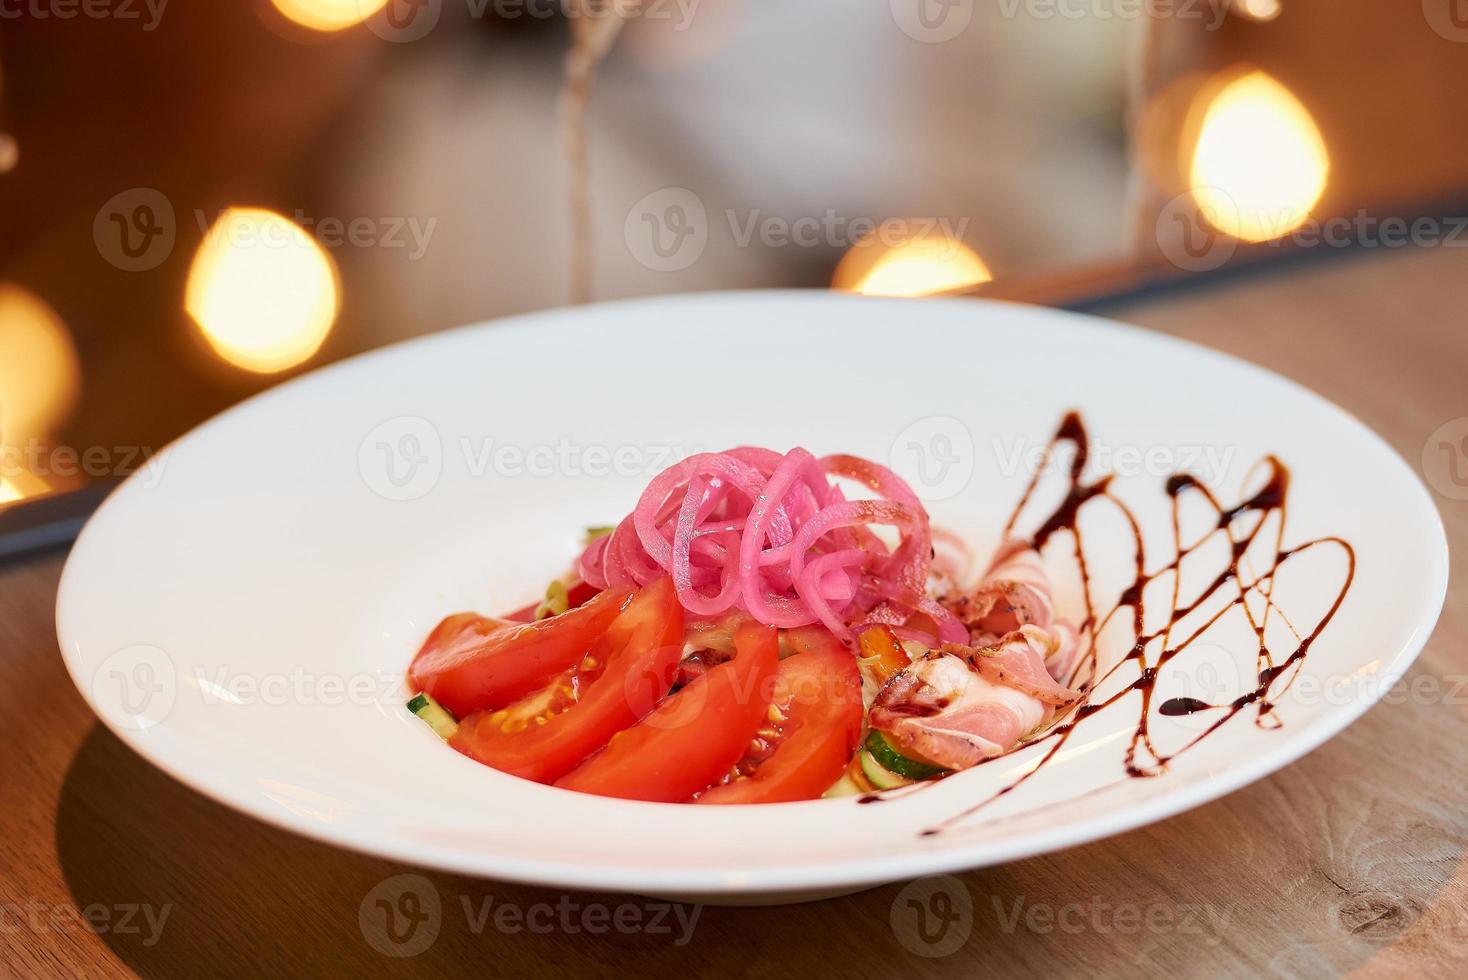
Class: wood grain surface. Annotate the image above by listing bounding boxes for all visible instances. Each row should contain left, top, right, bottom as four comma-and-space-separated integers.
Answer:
2, 246, 1465, 979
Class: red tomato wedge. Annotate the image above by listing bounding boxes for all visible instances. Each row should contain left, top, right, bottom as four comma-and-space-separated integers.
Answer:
408, 587, 631, 717
450, 577, 685, 783
555, 621, 779, 803
695, 626, 863, 804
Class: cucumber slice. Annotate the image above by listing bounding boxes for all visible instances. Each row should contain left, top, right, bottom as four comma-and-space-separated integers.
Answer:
864, 730, 948, 781
822, 772, 867, 798
859, 748, 911, 790
407, 691, 459, 740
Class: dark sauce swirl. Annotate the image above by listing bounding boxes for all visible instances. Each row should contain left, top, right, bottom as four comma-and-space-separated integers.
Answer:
868, 412, 1356, 834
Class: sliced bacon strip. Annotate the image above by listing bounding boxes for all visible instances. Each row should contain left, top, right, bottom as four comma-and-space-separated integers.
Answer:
867, 540, 1092, 772
946, 539, 1057, 641
944, 626, 1083, 707
943, 539, 1088, 690
869, 653, 1049, 770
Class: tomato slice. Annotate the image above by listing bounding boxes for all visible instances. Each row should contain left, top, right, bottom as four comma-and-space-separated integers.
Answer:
408, 587, 631, 717
555, 621, 780, 803
695, 626, 863, 804
449, 577, 685, 783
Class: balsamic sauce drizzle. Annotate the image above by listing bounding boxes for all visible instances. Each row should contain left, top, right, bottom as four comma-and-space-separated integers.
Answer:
862, 412, 1356, 835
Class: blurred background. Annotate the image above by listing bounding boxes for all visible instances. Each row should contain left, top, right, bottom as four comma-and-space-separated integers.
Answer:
1, 0, 1466, 510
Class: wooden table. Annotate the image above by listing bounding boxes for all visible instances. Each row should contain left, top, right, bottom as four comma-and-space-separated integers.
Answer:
3, 246, 1464, 978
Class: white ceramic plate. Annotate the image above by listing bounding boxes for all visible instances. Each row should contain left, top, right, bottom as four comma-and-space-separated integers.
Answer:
57, 292, 1448, 904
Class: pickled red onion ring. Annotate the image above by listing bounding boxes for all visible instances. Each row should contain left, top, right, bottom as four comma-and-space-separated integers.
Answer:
576, 446, 940, 645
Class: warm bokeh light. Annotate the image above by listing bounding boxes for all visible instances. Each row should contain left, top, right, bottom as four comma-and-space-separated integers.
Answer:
0, 283, 81, 445
834, 232, 992, 298
1133, 70, 1214, 199
0, 471, 48, 506
1233, 0, 1282, 22
185, 208, 340, 374
270, 0, 389, 32
1189, 71, 1329, 243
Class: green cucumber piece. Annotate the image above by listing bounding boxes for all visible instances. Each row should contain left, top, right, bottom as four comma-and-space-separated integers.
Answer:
408, 691, 459, 740
864, 730, 947, 781
822, 771, 867, 799
859, 748, 911, 790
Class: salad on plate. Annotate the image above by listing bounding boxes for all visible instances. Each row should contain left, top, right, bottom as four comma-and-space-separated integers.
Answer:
405, 443, 1083, 804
